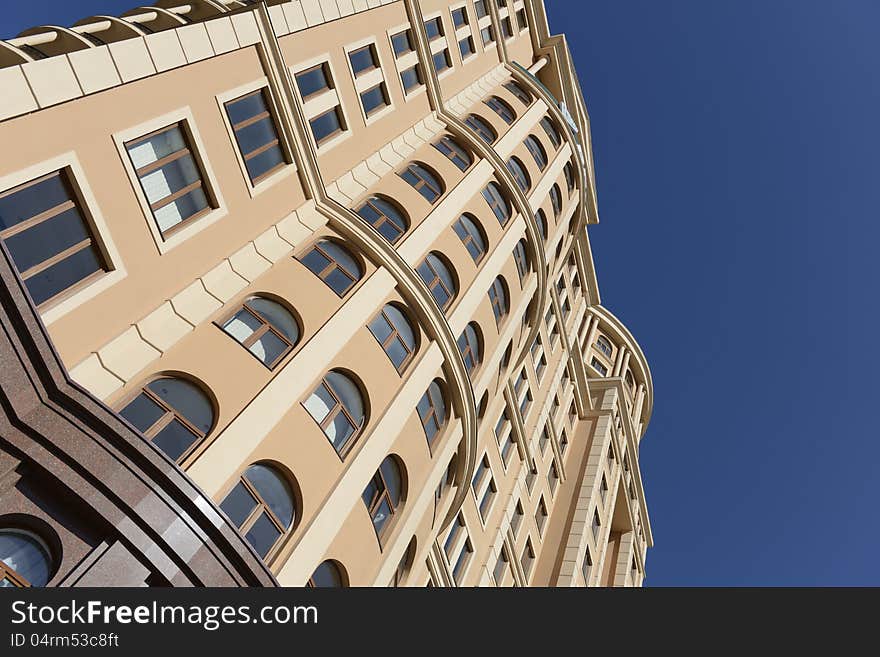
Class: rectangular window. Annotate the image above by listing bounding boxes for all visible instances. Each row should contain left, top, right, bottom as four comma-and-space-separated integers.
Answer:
295, 63, 333, 100
475, 0, 488, 19
549, 460, 559, 496
309, 107, 345, 145
348, 44, 379, 77
444, 512, 472, 585
520, 539, 535, 579
539, 425, 549, 454
569, 401, 578, 427
0, 170, 107, 307
517, 8, 528, 30
224, 89, 286, 185
499, 430, 515, 467
582, 547, 593, 584
125, 123, 213, 236
559, 430, 568, 456
501, 17, 513, 39
511, 500, 524, 535
526, 458, 537, 492
480, 25, 495, 46
494, 545, 510, 585
452, 7, 469, 28
360, 83, 389, 117
433, 49, 452, 72
591, 357, 608, 376
424, 17, 444, 41
391, 29, 413, 56
600, 474, 608, 503
458, 36, 475, 59
400, 64, 423, 92
535, 497, 548, 535
479, 477, 496, 520
592, 509, 601, 541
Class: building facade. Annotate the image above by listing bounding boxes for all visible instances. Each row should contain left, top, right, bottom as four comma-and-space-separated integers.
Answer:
0, 0, 653, 587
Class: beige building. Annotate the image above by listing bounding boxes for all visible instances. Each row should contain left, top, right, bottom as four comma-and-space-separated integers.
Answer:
0, 0, 653, 587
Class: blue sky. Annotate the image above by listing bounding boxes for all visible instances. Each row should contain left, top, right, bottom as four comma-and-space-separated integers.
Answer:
2, 1, 877, 585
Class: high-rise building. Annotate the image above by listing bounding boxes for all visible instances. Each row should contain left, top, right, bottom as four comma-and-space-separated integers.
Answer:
0, 0, 653, 588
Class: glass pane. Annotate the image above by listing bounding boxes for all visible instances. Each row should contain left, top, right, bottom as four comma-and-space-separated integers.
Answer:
432, 50, 450, 71
381, 458, 402, 505
222, 308, 261, 344
0, 172, 69, 231
120, 393, 166, 433
250, 330, 288, 366
127, 126, 186, 169
326, 411, 356, 451
310, 561, 342, 587
0, 531, 51, 587
296, 66, 330, 98
301, 248, 331, 277
146, 378, 213, 433
24, 245, 102, 306
220, 482, 258, 528
4, 206, 90, 272
320, 241, 361, 278
371, 198, 406, 231
245, 144, 285, 183
310, 109, 341, 142
391, 31, 411, 56
325, 371, 364, 420
383, 305, 415, 348
245, 511, 281, 558
236, 117, 277, 156
153, 187, 208, 233
349, 47, 376, 75
248, 298, 298, 343
386, 337, 409, 369
151, 418, 199, 461
226, 92, 267, 126
303, 382, 335, 424
371, 499, 392, 534
401, 66, 420, 91
324, 267, 354, 296
360, 85, 387, 115
428, 254, 454, 291
245, 464, 294, 528
368, 313, 393, 344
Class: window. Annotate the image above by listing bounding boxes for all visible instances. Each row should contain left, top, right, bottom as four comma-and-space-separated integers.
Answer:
453, 214, 487, 263
506, 156, 531, 193
295, 63, 333, 99
600, 474, 608, 503
488, 276, 509, 326
502, 16, 514, 39
494, 546, 511, 585
452, 6, 469, 28
591, 357, 608, 376
368, 303, 418, 373
564, 161, 575, 193
125, 123, 213, 236
485, 95, 516, 124
517, 8, 528, 31
424, 16, 444, 40
498, 422, 515, 467
391, 30, 413, 56
532, 334, 546, 380
480, 25, 495, 46
418, 379, 448, 447
511, 500, 524, 534
0, 529, 52, 587
220, 463, 295, 559
299, 239, 362, 297
459, 36, 476, 59
356, 196, 409, 243
308, 560, 346, 587
391, 539, 416, 586
536, 497, 548, 535
349, 44, 379, 77
626, 370, 636, 393
540, 116, 562, 149
596, 335, 614, 358
362, 456, 404, 541
400, 162, 444, 203
360, 83, 390, 117
569, 401, 578, 427
225, 89, 286, 184
303, 370, 366, 456
592, 509, 602, 541
539, 424, 549, 453
0, 170, 108, 307
465, 114, 497, 144
525, 458, 538, 492
513, 239, 530, 283
550, 184, 562, 218
549, 460, 559, 495
120, 377, 214, 463
433, 49, 452, 72
472, 454, 496, 521
520, 539, 535, 579
457, 322, 482, 373
308, 107, 345, 145
560, 429, 569, 456
434, 135, 472, 171
534, 209, 548, 241
494, 407, 513, 465
220, 297, 300, 368
524, 135, 548, 170
400, 64, 423, 93
546, 307, 559, 346
417, 252, 457, 311
444, 512, 472, 584
582, 547, 593, 584
503, 80, 532, 106
474, 0, 489, 19
482, 182, 511, 225
517, 375, 532, 417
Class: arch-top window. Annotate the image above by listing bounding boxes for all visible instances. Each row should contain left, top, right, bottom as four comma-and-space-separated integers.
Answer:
465, 114, 497, 144
220, 297, 300, 369
453, 213, 488, 263
534, 209, 548, 242
485, 95, 516, 124
625, 370, 636, 393
220, 463, 296, 560
400, 162, 444, 203
488, 276, 509, 326
596, 335, 613, 358
564, 161, 575, 193
0, 529, 52, 587
308, 560, 347, 587
434, 135, 472, 172
457, 322, 482, 373
503, 80, 532, 106
417, 252, 457, 311
418, 378, 448, 447
300, 240, 363, 297
524, 135, 548, 170
550, 184, 562, 218
368, 303, 418, 373
120, 376, 215, 463
482, 182, 511, 226
513, 238, 530, 284
356, 196, 409, 244
362, 456, 405, 541
507, 157, 531, 193
303, 370, 366, 457
540, 116, 562, 149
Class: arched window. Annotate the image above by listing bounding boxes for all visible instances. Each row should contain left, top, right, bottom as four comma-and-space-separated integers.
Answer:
485, 95, 516, 124
308, 560, 347, 587
524, 135, 548, 170
0, 528, 52, 587
513, 238, 530, 283
550, 183, 562, 218
368, 303, 418, 373
356, 196, 409, 243
362, 456, 404, 541
465, 114, 497, 144
418, 379, 448, 447
433, 135, 472, 172
625, 370, 635, 393
417, 252, 457, 311
391, 537, 416, 586
120, 376, 215, 463
506, 156, 531, 193
563, 161, 575, 193
453, 214, 488, 263
220, 296, 300, 368
482, 181, 511, 226
488, 276, 509, 325
534, 209, 548, 242
457, 322, 482, 373
540, 116, 562, 149
303, 370, 366, 456
300, 240, 363, 297
596, 335, 613, 358
400, 162, 444, 203
503, 80, 532, 106
220, 463, 296, 559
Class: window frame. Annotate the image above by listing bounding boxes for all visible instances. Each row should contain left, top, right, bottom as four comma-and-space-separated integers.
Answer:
303, 370, 366, 459
399, 162, 445, 203
485, 95, 516, 124
299, 239, 362, 297
368, 303, 419, 374
222, 464, 295, 561
217, 296, 299, 369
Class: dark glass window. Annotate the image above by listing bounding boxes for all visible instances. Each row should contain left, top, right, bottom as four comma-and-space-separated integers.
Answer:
360, 83, 389, 117
400, 162, 444, 203
225, 89, 286, 184
348, 44, 378, 77
303, 370, 366, 456
220, 464, 295, 559
295, 63, 333, 99
540, 116, 562, 148
485, 96, 516, 124
503, 80, 532, 106
524, 135, 548, 170
0, 529, 52, 588
459, 36, 475, 58
391, 30, 413, 56
488, 276, 509, 325
465, 114, 497, 143
550, 184, 562, 217
453, 214, 487, 263
457, 322, 482, 373
299, 239, 362, 297
434, 135, 472, 171
308, 561, 346, 587
417, 252, 457, 311
362, 456, 404, 540
482, 182, 511, 225
480, 25, 495, 45
418, 379, 448, 447
475, 0, 488, 19
535, 208, 548, 241
400, 64, 423, 92
433, 49, 452, 72
513, 239, 530, 283
220, 297, 300, 368
308, 107, 345, 145
564, 161, 575, 193
452, 7, 468, 27
424, 17, 444, 40
356, 196, 409, 243
368, 303, 418, 373
506, 156, 531, 192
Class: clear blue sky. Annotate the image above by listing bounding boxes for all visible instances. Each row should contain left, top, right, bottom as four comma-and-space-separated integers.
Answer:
3, 2, 877, 585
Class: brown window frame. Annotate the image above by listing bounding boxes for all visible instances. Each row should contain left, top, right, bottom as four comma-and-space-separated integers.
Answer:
453, 214, 487, 264
488, 276, 508, 325
356, 196, 408, 243
524, 134, 548, 171
218, 298, 298, 369
295, 62, 334, 101
301, 241, 361, 297
419, 255, 457, 310
369, 304, 417, 373
465, 113, 497, 143
364, 463, 402, 541
307, 373, 365, 459
224, 88, 287, 185
458, 323, 482, 373
348, 44, 379, 77
503, 80, 532, 106
309, 106, 345, 146
419, 381, 447, 446
0, 561, 31, 588
227, 469, 291, 562
433, 135, 472, 172
485, 95, 516, 124
399, 163, 444, 203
